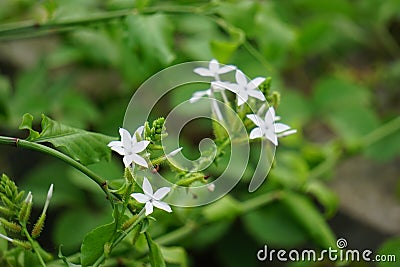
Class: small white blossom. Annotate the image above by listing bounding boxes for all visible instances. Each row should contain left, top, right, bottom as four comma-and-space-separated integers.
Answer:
193, 58, 236, 81
213, 70, 266, 106
131, 177, 172, 216
190, 59, 235, 104
108, 127, 150, 168
247, 107, 297, 146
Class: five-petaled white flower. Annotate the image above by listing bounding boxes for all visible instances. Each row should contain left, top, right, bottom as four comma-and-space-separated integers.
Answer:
190, 59, 236, 103
131, 177, 172, 216
193, 58, 236, 81
108, 127, 150, 168
213, 70, 266, 106
247, 107, 297, 146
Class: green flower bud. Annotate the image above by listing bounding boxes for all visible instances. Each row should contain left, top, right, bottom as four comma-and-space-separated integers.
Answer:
31, 213, 46, 239
12, 239, 32, 250
121, 214, 138, 231
0, 218, 22, 233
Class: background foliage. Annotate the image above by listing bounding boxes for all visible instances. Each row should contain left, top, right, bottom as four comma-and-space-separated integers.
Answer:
0, 0, 399, 266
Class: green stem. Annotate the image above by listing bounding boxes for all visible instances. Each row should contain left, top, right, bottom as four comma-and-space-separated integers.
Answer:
92, 208, 146, 267
155, 190, 281, 246
0, 136, 106, 191
361, 115, 400, 148
0, 5, 203, 41
23, 227, 47, 267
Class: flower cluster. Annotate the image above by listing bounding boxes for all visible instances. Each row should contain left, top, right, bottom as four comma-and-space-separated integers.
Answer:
108, 124, 175, 216
190, 59, 296, 146
108, 59, 297, 217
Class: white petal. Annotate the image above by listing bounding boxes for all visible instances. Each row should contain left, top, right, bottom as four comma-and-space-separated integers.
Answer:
247, 77, 265, 90
189, 90, 210, 103
131, 140, 150, 153
131, 193, 150, 203
108, 140, 121, 147
274, 123, 291, 133
153, 187, 171, 200
237, 91, 248, 106
153, 200, 172, 213
249, 127, 263, 139
123, 155, 134, 167
209, 59, 219, 74
145, 202, 154, 216
246, 114, 263, 127
142, 177, 153, 196
264, 109, 275, 125
278, 129, 297, 137
136, 126, 144, 136
267, 107, 276, 120
110, 145, 125, 156
119, 128, 132, 149
265, 130, 278, 146
194, 67, 213, 77
247, 89, 266, 101
166, 147, 182, 157
132, 154, 148, 168
235, 70, 248, 87
217, 65, 236, 74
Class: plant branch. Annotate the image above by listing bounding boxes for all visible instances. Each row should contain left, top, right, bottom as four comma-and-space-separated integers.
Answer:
155, 190, 281, 246
0, 5, 203, 41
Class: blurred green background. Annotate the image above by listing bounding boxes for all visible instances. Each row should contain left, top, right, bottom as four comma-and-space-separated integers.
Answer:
0, 0, 400, 266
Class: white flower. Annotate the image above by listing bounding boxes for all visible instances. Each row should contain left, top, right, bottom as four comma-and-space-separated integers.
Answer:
193, 58, 236, 81
131, 177, 172, 216
213, 70, 266, 106
246, 107, 297, 146
190, 59, 236, 103
108, 127, 150, 168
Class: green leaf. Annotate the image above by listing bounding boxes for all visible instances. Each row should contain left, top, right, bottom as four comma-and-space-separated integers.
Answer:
242, 202, 308, 248
19, 113, 115, 165
377, 238, 400, 267
125, 14, 175, 65
80, 221, 116, 267
202, 195, 242, 222
282, 191, 336, 248
145, 232, 165, 267
160, 246, 188, 267
305, 180, 338, 218
0, 224, 7, 251
19, 113, 40, 140
58, 246, 81, 267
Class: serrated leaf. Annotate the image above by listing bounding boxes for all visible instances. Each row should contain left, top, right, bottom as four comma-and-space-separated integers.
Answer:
19, 113, 115, 165
80, 221, 116, 267
145, 232, 166, 267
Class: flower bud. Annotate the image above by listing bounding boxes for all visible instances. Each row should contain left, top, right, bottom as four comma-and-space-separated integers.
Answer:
0, 218, 22, 233
121, 214, 138, 231
31, 213, 46, 239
